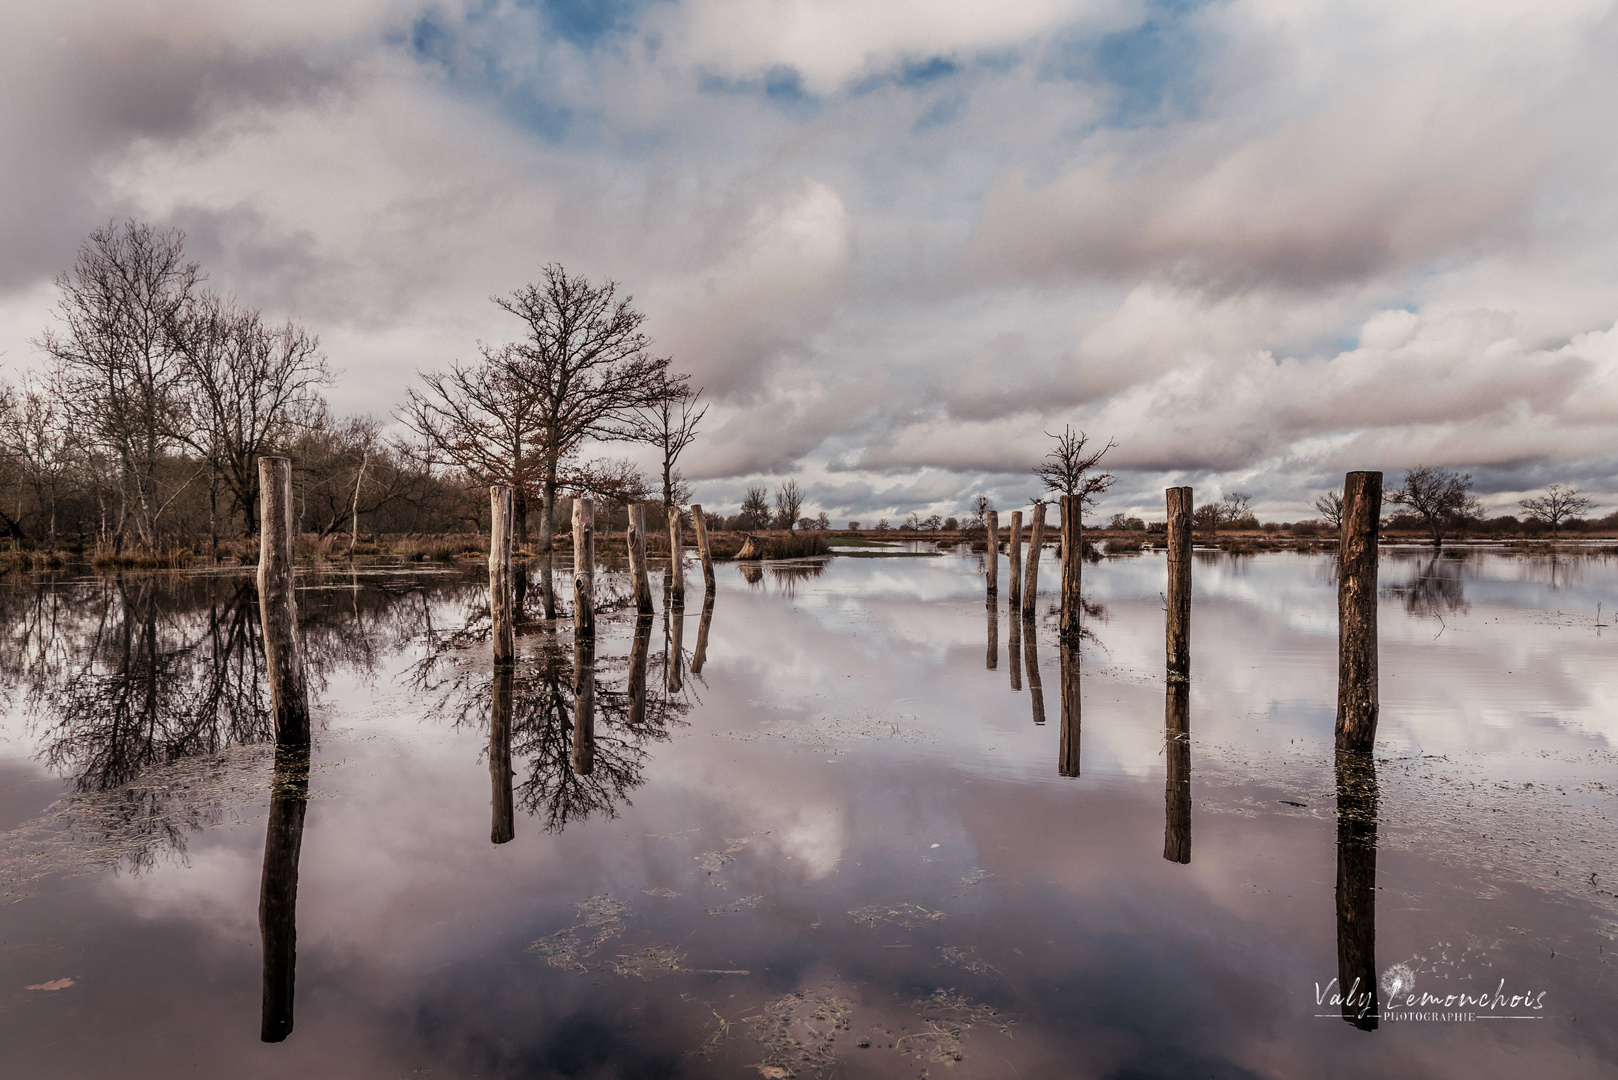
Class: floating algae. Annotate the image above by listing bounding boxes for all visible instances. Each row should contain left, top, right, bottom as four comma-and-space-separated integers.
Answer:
529, 895, 630, 971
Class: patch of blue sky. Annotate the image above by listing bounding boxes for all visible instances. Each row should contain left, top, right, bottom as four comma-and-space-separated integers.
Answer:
697, 66, 821, 120
1045, 0, 1220, 128
511, 0, 666, 49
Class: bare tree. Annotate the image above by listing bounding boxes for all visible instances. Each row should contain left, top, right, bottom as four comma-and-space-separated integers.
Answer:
630, 378, 706, 509
774, 479, 805, 529
35, 221, 201, 550
1519, 484, 1594, 537
1221, 492, 1256, 526
497, 265, 675, 554
397, 348, 548, 543
0, 379, 76, 546
173, 293, 330, 538
1034, 426, 1117, 515
1387, 465, 1482, 548
736, 485, 771, 530
1313, 489, 1344, 530
969, 493, 991, 529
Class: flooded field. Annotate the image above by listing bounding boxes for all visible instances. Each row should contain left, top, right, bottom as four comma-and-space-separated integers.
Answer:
2, 544, 1616, 1078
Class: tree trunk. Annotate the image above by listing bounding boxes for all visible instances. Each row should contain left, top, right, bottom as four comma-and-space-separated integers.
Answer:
573, 497, 595, 637
257, 456, 310, 744
490, 486, 515, 665
1336, 471, 1382, 751
1166, 486, 1193, 681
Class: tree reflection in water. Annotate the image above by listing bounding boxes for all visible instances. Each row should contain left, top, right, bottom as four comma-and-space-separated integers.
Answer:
1383, 554, 1469, 618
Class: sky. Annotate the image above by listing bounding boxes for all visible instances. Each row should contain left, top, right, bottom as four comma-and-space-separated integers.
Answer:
3, 0, 1617, 523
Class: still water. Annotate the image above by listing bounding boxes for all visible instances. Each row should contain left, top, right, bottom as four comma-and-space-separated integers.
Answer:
2, 546, 1616, 1078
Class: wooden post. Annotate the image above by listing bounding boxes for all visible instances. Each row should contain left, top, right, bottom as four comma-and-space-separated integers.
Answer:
985, 510, 999, 597
1058, 643, 1080, 777
1166, 486, 1192, 682
692, 591, 714, 675
986, 604, 998, 671
627, 615, 653, 727
1164, 682, 1190, 863
690, 503, 716, 593
1021, 502, 1047, 619
667, 507, 685, 608
1335, 750, 1380, 1029
628, 503, 654, 615
259, 744, 308, 1042
1008, 610, 1023, 691
1007, 510, 1023, 604
572, 635, 595, 775
257, 457, 309, 744
573, 497, 595, 638
490, 485, 515, 665
1024, 616, 1045, 724
1058, 495, 1082, 641
490, 665, 514, 844
1336, 471, 1382, 751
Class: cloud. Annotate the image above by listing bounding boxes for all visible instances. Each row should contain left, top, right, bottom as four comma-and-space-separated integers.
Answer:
4, 0, 1618, 522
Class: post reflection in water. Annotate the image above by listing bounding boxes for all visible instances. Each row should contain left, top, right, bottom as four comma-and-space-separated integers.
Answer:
986, 604, 998, 671
691, 593, 714, 676
259, 745, 309, 1043
1023, 618, 1045, 725
572, 635, 596, 775
1058, 642, 1079, 777
627, 615, 654, 727
1335, 751, 1381, 1031
1163, 682, 1190, 863
1008, 611, 1023, 692
665, 603, 685, 694
490, 665, 515, 843
539, 559, 557, 622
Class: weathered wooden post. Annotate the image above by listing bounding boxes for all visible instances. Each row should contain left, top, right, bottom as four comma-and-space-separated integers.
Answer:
257, 457, 309, 744
1007, 510, 1024, 604
1164, 682, 1190, 863
1336, 471, 1382, 751
259, 744, 308, 1042
572, 635, 595, 775
1335, 750, 1380, 1029
1166, 487, 1192, 682
1021, 502, 1047, 619
1024, 618, 1045, 725
985, 510, 999, 598
490, 665, 514, 844
628, 503, 654, 615
986, 604, 998, 671
573, 497, 595, 638
692, 591, 714, 675
667, 506, 686, 608
1008, 609, 1023, 691
490, 485, 515, 665
1058, 643, 1080, 777
627, 615, 653, 727
690, 503, 716, 593
1058, 495, 1082, 640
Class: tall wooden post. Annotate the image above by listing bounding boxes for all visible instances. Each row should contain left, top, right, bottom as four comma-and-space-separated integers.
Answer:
257, 457, 309, 744
490, 665, 515, 844
1024, 617, 1045, 724
490, 485, 515, 665
1058, 495, 1082, 640
986, 604, 998, 671
627, 615, 653, 727
573, 498, 595, 637
667, 507, 685, 608
1059, 643, 1080, 777
259, 745, 308, 1042
1336, 751, 1380, 1029
628, 503, 654, 615
1021, 502, 1047, 619
1164, 682, 1190, 863
690, 503, 716, 593
1166, 487, 1192, 682
1007, 510, 1024, 604
1336, 471, 1382, 751
985, 510, 999, 597
572, 635, 595, 775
